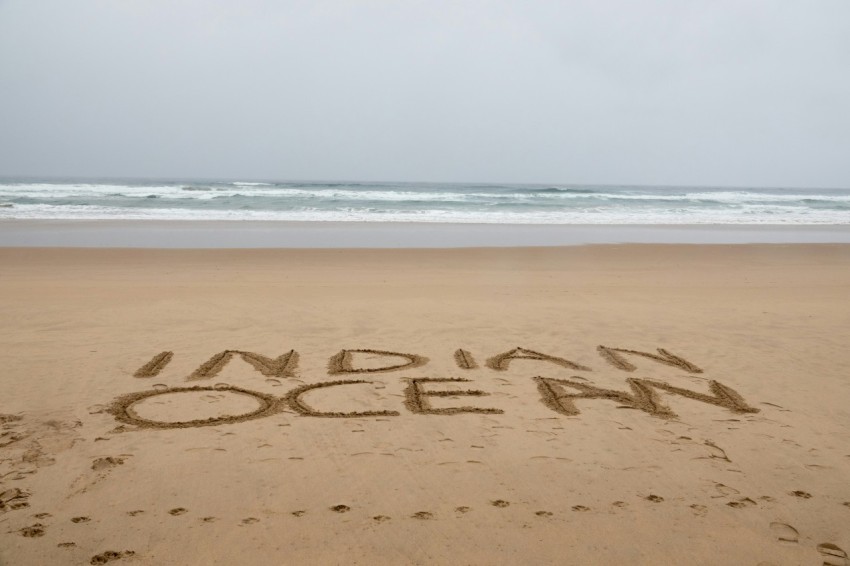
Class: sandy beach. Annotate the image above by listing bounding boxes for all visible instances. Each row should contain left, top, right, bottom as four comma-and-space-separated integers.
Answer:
1, 244, 849, 565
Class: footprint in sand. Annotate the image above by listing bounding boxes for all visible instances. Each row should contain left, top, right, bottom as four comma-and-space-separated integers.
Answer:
769, 522, 798, 543
330, 505, 350, 513
57, 542, 76, 548
372, 515, 391, 522
201, 517, 217, 523
455, 506, 471, 514
89, 550, 136, 564
0, 430, 25, 449
412, 511, 433, 519
817, 543, 849, 566
645, 495, 664, 503
790, 490, 812, 499
241, 517, 259, 525
726, 498, 757, 509
572, 505, 590, 512
33, 512, 52, 519
72, 516, 91, 523
612, 501, 628, 509
0, 488, 31, 511
91, 457, 125, 471
714, 483, 740, 498
535, 510, 553, 517
168, 508, 188, 516
491, 500, 510, 508
19, 524, 45, 537
126, 510, 144, 516
690, 504, 708, 517
291, 510, 306, 517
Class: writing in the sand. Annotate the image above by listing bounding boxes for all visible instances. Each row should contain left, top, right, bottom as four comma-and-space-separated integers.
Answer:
109, 346, 760, 429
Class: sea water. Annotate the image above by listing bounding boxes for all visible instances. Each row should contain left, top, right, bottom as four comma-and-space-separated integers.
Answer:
1, 179, 848, 224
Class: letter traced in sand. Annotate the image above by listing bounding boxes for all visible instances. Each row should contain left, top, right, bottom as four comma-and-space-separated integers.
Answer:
187, 351, 234, 379
327, 349, 427, 374
596, 346, 702, 373
486, 347, 590, 372
404, 378, 503, 415
187, 350, 299, 380
109, 386, 282, 429
133, 351, 173, 378
454, 349, 478, 370
534, 376, 758, 419
284, 380, 400, 418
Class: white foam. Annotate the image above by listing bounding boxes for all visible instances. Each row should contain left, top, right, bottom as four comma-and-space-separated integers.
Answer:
3, 182, 850, 205
2, 203, 849, 224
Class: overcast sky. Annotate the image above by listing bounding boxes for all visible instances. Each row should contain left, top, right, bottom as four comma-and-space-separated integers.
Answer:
1, 1, 848, 187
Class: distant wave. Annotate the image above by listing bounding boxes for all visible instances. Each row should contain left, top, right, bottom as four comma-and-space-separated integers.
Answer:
530, 187, 597, 194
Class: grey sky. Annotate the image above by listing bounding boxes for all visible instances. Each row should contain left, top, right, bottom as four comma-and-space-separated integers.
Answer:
1, 0, 848, 187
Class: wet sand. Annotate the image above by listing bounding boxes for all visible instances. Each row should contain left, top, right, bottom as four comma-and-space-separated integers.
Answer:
2, 219, 850, 247
1, 245, 849, 565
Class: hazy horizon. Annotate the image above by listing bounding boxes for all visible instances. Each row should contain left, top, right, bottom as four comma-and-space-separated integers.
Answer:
2, 174, 849, 192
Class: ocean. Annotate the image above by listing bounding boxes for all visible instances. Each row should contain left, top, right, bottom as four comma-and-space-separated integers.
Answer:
1, 178, 849, 225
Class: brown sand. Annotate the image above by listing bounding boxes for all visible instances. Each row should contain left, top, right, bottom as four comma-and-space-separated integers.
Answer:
0, 245, 849, 565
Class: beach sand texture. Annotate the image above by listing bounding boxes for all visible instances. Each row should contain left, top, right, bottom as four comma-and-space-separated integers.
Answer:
1, 245, 849, 565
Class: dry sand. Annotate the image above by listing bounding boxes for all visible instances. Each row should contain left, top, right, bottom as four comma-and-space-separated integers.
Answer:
1, 245, 849, 565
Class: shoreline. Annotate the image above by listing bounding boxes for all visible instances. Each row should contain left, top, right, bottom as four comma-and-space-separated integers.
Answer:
2, 219, 850, 248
